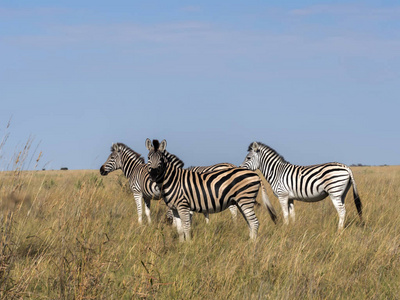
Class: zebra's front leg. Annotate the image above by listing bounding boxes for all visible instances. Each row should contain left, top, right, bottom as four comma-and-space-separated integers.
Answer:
144, 198, 151, 224
228, 205, 238, 222
278, 196, 290, 225
288, 199, 295, 223
133, 193, 143, 225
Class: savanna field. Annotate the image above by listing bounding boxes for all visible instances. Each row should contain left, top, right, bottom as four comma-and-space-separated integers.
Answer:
1, 166, 399, 299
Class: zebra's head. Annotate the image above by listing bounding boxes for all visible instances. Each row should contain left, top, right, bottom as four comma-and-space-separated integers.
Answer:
145, 138, 168, 183
240, 142, 261, 170
100, 143, 123, 176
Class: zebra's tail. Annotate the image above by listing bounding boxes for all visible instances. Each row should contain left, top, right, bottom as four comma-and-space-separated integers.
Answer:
347, 167, 363, 221
260, 182, 277, 224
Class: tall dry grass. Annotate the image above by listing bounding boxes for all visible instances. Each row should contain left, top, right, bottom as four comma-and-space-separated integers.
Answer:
0, 164, 399, 299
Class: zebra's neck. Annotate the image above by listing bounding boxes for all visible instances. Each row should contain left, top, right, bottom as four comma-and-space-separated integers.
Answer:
259, 147, 289, 183
120, 150, 144, 178
158, 162, 181, 202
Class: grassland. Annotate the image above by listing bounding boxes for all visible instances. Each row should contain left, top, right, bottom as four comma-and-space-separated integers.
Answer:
1, 166, 399, 299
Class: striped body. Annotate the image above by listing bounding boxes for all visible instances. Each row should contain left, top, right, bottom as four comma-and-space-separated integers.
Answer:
166, 163, 238, 224
240, 142, 362, 230
100, 143, 183, 225
146, 139, 277, 241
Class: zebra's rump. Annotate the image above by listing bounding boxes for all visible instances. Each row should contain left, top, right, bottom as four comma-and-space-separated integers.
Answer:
283, 163, 351, 200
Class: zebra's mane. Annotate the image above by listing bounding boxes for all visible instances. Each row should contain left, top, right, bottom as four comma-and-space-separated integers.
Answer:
163, 150, 185, 168
152, 139, 185, 168
153, 139, 160, 151
112, 143, 145, 164
250, 142, 288, 164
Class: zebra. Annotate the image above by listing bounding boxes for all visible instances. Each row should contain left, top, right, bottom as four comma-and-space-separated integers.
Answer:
186, 163, 236, 173
145, 138, 277, 241
166, 163, 238, 224
99, 143, 184, 225
240, 142, 362, 230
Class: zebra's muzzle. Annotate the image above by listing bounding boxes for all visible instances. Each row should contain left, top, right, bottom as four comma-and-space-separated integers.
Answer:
149, 167, 159, 179
148, 167, 164, 183
99, 166, 109, 176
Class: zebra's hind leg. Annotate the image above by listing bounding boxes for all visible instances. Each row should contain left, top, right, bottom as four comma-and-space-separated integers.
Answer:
203, 212, 210, 224
288, 199, 295, 223
236, 202, 259, 240
144, 198, 151, 224
330, 194, 346, 230
172, 209, 184, 242
177, 207, 192, 242
133, 193, 143, 225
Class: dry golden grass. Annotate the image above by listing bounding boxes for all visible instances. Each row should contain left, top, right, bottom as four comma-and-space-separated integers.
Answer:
0, 166, 399, 299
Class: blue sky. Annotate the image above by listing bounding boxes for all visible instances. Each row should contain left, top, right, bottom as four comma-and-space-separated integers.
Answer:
1, 0, 399, 170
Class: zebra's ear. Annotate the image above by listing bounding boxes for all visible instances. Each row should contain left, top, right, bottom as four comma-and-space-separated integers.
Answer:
251, 142, 259, 152
112, 143, 119, 152
145, 138, 153, 151
159, 139, 167, 151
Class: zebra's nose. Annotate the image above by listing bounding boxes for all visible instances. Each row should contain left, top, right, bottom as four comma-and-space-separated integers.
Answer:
149, 167, 158, 179
100, 166, 108, 176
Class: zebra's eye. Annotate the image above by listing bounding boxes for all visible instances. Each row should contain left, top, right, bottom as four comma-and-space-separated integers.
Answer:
247, 156, 251, 160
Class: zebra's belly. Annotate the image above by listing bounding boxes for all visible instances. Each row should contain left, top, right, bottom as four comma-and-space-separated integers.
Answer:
290, 191, 328, 202
192, 203, 225, 214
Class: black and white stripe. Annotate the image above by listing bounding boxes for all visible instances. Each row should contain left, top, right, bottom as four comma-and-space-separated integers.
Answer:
99, 143, 183, 225
240, 142, 362, 230
167, 163, 238, 224
187, 163, 235, 173
145, 139, 277, 241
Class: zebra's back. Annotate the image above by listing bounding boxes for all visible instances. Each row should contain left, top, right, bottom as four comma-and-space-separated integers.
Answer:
187, 162, 236, 174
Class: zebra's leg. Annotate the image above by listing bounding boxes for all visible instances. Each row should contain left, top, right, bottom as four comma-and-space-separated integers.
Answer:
330, 194, 346, 230
172, 209, 184, 242
203, 212, 210, 224
236, 202, 259, 240
228, 205, 238, 222
177, 207, 192, 241
190, 210, 194, 224
278, 195, 290, 225
144, 198, 151, 224
166, 208, 176, 226
288, 199, 295, 223
133, 193, 143, 225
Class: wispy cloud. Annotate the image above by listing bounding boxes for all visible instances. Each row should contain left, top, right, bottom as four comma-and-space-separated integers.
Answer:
0, 6, 68, 18
289, 4, 400, 20
3, 19, 399, 59
180, 6, 202, 13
